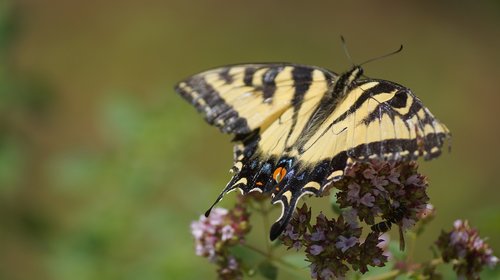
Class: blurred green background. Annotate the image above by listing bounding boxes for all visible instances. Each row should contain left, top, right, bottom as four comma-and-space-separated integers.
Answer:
1, 0, 499, 279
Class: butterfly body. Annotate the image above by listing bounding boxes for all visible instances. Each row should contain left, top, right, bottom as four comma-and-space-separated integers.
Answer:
176, 63, 450, 241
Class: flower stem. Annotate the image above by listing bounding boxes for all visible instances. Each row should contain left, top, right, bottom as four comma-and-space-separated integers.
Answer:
426, 257, 444, 267
270, 257, 309, 277
406, 231, 417, 263
363, 257, 444, 280
363, 269, 401, 280
241, 243, 309, 277
241, 242, 268, 257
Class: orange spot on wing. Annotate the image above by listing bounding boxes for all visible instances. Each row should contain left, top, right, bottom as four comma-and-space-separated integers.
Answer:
273, 167, 287, 183
256, 181, 263, 186
273, 167, 282, 182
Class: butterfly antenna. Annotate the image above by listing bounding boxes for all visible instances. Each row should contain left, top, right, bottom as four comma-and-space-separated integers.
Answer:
359, 44, 404, 66
340, 35, 356, 66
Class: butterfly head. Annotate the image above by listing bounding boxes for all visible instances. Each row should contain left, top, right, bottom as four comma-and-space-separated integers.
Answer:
347, 65, 364, 83
333, 65, 364, 97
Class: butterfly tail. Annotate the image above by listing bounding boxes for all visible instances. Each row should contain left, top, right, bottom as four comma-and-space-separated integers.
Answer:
204, 193, 225, 217
204, 180, 242, 217
269, 199, 296, 241
269, 188, 308, 241
205, 164, 256, 217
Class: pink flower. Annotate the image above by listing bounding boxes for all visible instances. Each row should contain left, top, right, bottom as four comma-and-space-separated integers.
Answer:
342, 208, 359, 228
208, 208, 228, 226
360, 193, 375, 207
387, 168, 400, 184
347, 182, 361, 203
310, 244, 324, 255
362, 168, 377, 179
190, 220, 206, 239
450, 230, 469, 245
227, 256, 238, 270
454, 219, 464, 229
292, 241, 302, 251
377, 233, 392, 259
372, 258, 382, 266
487, 255, 499, 268
406, 174, 425, 187
371, 176, 388, 189
335, 235, 358, 253
283, 224, 300, 240
320, 268, 335, 280
310, 229, 326, 241
221, 225, 235, 241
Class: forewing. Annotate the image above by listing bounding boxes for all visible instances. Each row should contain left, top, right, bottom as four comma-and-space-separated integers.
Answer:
175, 63, 336, 135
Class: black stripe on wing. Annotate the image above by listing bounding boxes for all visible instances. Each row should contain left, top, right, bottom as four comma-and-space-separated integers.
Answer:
176, 77, 251, 134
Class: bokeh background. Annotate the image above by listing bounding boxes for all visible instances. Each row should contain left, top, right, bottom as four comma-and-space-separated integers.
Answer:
1, 0, 500, 279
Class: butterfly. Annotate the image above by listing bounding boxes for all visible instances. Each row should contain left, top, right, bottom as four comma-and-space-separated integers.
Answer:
175, 62, 450, 240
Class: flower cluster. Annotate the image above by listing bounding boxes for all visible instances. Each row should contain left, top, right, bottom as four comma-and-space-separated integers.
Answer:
190, 197, 251, 280
280, 203, 388, 279
436, 219, 498, 279
334, 160, 429, 232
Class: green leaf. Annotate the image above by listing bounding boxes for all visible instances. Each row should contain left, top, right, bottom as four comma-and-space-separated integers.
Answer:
480, 265, 500, 280
281, 253, 308, 269
358, 260, 394, 278
388, 239, 408, 260
0, 137, 23, 195
258, 262, 278, 280
330, 188, 342, 215
271, 238, 282, 248
229, 245, 265, 270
